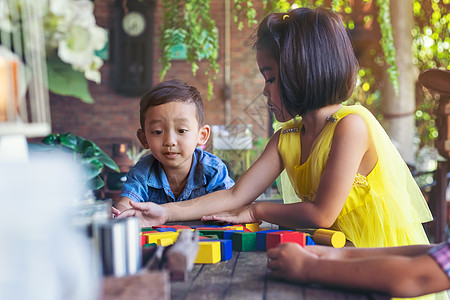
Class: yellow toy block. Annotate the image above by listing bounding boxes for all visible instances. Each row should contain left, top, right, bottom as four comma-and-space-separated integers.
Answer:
313, 229, 346, 248
244, 222, 260, 232
222, 225, 244, 231
195, 241, 221, 264
144, 231, 179, 245
157, 237, 174, 246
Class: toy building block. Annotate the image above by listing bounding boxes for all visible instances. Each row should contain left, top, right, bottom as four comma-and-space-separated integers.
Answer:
157, 227, 177, 232
165, 230, 199, 281
200, 239, 232, 261
232, 232, 256, 251
195, 241, 221, 264
143, 243, 157, 247
255, 230, 281, 251
141, 234, 148, 246
313, 229, 346, 248
141, 227, 157, 232
223, 230, 244, 240
266, 231, 306, 251
222, 225, 245, 231
244, 222, 260, 232
305, 235, 316, 245
197, 229, 225, 239
144, 231, 179, 245
157, 237, 174, 247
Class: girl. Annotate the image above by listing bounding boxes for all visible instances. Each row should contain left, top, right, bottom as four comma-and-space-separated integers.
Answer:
116, 7, 432, 248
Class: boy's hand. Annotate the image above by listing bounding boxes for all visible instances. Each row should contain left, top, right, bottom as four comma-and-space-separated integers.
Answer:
267, 243, 318, 283
115, 201, 168, 226
201, 203, 257, 224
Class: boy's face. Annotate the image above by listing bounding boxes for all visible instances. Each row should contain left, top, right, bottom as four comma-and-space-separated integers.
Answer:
137, 101, 210, 172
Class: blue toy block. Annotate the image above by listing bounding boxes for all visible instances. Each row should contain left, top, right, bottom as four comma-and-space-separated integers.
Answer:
306, 235, 316, 245
223, 230, 244, 240
256, 230, 281, 251
199, 238, 232, 261
156, 227, 177, 232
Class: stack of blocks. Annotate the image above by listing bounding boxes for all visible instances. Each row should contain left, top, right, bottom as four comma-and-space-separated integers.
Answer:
141, 223, 345, 264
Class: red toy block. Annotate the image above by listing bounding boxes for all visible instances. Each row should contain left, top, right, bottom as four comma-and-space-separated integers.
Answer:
266, 231, 306, 251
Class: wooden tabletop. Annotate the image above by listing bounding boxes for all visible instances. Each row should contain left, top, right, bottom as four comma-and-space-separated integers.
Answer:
169, 221, 390, 300
101, 221, 391, 300
171, 249, 390, 300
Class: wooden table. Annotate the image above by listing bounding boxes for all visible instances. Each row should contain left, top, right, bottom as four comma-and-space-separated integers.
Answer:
101, 221, 390, 300
170, 221, 390, 300
171, 249, 390, 300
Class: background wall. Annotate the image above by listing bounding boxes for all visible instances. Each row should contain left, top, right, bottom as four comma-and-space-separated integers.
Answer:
48, 0, 270, 159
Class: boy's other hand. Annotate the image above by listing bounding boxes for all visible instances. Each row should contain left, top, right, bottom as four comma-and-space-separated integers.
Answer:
115, 201, 167, 226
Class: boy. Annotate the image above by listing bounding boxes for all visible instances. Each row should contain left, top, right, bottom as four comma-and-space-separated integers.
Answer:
113, 80, 234, 214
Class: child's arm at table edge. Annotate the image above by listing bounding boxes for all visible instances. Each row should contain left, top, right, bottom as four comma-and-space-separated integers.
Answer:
307, 251, 449, 298
162, 131, 285, 222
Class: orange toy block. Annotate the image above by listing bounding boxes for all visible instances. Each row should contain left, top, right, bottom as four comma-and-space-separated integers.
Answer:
195, 241, 221, 264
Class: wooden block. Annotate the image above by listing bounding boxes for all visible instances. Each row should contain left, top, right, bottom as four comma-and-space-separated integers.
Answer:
195, 241, 221, 264
156, 228, 177, 232
266, 231, 305, 251
222, 225, 245, 231
141, 227, 157, 232
101, 271, 170, 300
223, 230, 244, 240
313, 229, 345, 248
306, 235, 316, 245
255, 230, 281, 251
232, 232, 256, 251
157, 237, 174, 247
197, 229, 225, 239
201, 239, 233, 261
141, 234, 147, 246
244, 222, 260, 232
144, 231, 179, 245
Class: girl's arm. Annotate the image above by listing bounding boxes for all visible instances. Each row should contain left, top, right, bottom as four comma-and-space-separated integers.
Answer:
252, 114, 375, 228
118, 131, 285, 225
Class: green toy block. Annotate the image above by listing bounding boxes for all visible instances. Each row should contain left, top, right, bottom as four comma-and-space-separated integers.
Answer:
232, 232, 256, 251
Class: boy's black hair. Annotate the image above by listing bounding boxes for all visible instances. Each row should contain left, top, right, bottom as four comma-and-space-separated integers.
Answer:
253, 7, 358, 117
139, 79, 205, 129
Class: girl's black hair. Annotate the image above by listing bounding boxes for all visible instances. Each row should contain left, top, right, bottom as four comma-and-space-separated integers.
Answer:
139, 79, 204, 129
253, 7, 358, 116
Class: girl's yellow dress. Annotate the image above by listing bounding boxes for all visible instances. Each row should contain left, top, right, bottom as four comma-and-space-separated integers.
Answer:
278, 105, 432, 248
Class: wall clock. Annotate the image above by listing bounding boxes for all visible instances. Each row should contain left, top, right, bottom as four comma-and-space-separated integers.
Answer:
122, 11, 146, 37
112, 0, 155, 96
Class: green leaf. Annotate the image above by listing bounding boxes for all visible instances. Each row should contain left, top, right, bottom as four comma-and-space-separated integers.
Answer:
47, 57, 95, 103
91, 176, 105, 190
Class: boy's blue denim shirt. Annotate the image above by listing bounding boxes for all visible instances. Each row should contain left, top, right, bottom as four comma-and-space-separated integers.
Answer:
120, 148, 235, 204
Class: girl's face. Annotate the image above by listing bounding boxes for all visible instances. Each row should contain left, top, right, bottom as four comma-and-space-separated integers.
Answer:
256, 50, 292, 122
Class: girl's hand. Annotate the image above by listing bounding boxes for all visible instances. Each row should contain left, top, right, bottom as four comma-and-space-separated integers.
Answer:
115, 201, 168, 227
201, 203, 258, 224
267, 243, 319, 283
